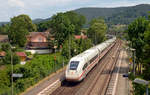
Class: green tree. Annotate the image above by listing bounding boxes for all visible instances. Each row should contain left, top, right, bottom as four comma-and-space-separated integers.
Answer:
2, 51, 20, 65
36, 20, 51, 32
75, 38, 92, 53
87, 18, 107, 45
1, 43, 11, 52
81, 38, 92, 51
108, 25, 127, 38
126, 14, 150, 95
0, 70, 10, 94
133, 83, 146, 95
9, 14, 37, 47
61, 37, 92, 58
143, 22, 150, 80
50, 13, 75, 47
0, 24, 10, 34
61, 37, 77, 59
65, 11, 86, 35
127, 17, 148, 73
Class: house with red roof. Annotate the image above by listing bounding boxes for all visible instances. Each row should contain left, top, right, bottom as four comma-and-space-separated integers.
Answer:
27, 32, 49, 43
0, 35, 9, 43
0, 51, 6, 59
74, 35, 87, 39
26, 32, 50, 49
0, 51, 27, 64
25, 30, 54, 54
16, 52, 27, 62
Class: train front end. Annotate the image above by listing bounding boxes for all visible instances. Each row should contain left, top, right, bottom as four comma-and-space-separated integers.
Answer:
65, 59, 83, 82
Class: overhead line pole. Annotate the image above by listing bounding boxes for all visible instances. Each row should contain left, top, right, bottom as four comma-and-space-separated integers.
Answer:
133, 49, 136, 76
11, 47, 13, 95
69, 31, 71, 60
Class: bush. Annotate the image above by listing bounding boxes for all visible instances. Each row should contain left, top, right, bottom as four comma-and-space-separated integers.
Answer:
15, 48, 25, 52
25, 52, 32, 56
128, 72, 135, 80
2, 51, 20, 65
1, 43, 11, 52
0, 53, 68, 95
0, 69, 11, 95
33, 53, 38, 57
0, 59, 4, 65
61, 38, 92, 58
133, 83, 146, 95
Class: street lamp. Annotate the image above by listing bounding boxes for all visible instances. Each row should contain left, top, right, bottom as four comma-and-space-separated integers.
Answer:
68, 35, 71, 60
54, 45, 57, 72
134, 78, 149, 95
130, 48, 136, 76
60, 45, 64, 67
10, 46, 15, 95
126, 47, 136, 76
95, 31, 97, 45
11, 47, 13, 95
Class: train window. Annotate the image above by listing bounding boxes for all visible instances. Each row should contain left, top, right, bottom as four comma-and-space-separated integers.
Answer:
89, 54, 98, 63
83, 63, 88, 70
70, 61, 79, 70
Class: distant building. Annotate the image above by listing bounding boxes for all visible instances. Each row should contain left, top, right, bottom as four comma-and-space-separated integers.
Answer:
16, 52, 27, 62
26, 32, 50, 49
0, 51, 6, 59
27, 32, 49, 42
26, 31, 54, 54
0, 35, 9, 43
74, 35, 87, 39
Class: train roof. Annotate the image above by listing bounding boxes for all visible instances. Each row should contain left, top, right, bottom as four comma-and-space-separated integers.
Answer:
70, 46, 98, 62
69, 37, 116, 62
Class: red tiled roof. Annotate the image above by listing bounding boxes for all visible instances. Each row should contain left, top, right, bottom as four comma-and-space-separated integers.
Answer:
74, 35, 81, 39
74, 35, 87, 39
27, 32, 49, 38
16, 52, 27, 57
0, 51, 6, 56
27, 32, 51, 43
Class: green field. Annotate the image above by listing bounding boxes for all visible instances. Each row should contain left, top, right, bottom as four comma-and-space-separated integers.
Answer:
0, 52, 68, 95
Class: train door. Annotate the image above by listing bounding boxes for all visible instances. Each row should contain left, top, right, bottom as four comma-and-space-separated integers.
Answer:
82, 62, 88, 78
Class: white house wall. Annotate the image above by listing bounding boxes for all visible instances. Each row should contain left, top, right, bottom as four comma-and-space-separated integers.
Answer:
26, 49, 52, 54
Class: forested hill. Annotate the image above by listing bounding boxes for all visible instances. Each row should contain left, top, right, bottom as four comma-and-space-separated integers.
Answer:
0, 22, 9, 26
0, 4, 150, 26
74, 4, 150, 25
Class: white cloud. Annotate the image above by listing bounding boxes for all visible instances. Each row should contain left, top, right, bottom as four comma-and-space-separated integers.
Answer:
0, 0, 150, 22
91, 0, 150, 8
25, 0, 90, 7
8, 0, 25, 8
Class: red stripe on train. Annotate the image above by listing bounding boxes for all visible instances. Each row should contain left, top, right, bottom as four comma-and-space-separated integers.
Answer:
77, 43, 115, 80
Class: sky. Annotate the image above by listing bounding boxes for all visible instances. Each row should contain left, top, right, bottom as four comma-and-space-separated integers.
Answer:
0, 0, 150, 22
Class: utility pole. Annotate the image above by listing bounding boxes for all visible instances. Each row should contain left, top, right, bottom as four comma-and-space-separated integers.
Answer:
134, 78, 149, 95
133, 49, 136, 76
54, 46, 57, 72
62, 50, 64, 68
60, 45, 64, 67
54, 55, 56, 72
11, 48, 13, 95
95, 31, 97, 45
130, 48, 136, 76
68, 32, 71, 60
146, 85, 149, 95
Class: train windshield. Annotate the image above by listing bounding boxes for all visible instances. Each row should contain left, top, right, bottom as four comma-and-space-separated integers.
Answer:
70, 61, 79, 70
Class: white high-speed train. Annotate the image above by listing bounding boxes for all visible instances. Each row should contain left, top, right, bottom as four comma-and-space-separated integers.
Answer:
65, 37, 116, 82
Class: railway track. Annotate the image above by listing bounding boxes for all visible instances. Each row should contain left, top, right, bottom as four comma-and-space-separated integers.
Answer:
51, 40, 122, 95
85, 40, 121, 95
